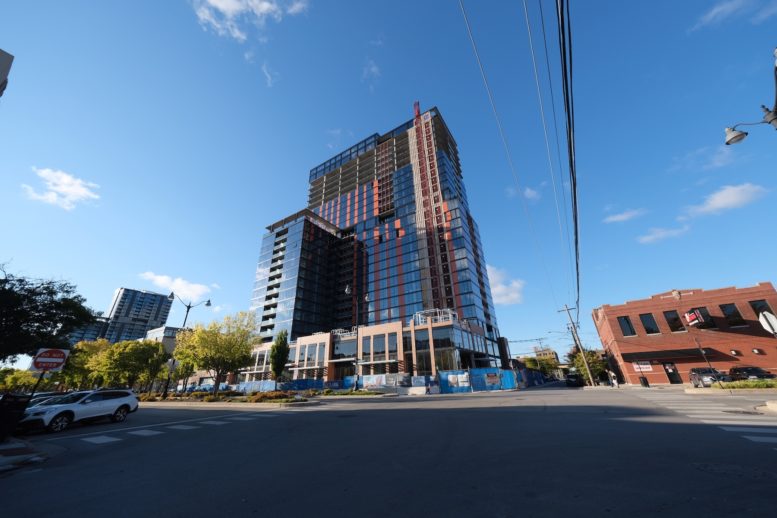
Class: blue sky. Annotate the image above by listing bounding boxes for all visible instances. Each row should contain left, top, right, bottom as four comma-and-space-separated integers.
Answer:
1, 0, 775, 362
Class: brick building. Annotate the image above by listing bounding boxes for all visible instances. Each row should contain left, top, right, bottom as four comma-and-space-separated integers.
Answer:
592, 282, 777, 385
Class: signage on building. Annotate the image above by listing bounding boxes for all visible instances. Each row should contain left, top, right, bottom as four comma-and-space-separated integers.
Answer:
684, 310, 704, 327
485, 373, 500, 385
31, 348, 70, 372
632, 361, 653, 372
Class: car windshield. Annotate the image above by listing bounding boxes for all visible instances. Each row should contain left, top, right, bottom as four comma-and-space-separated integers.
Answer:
39, 392, 89, 405
741, 367, 765, 373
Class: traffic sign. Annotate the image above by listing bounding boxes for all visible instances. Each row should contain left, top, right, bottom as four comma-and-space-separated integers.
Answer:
32, 348, 70, 372
759, 311, 777, 336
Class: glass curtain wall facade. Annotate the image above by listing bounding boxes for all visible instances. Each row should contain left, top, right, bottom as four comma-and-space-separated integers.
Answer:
249, 106, 503, 378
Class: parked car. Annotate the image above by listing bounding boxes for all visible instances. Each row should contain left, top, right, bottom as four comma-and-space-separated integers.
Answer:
18, 389, 139, 433
689, 367, 731, 387
565, 373, 584, 387
728, 366, 776, 381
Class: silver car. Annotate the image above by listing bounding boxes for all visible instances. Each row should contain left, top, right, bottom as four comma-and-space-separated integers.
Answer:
20, 389, 139, 433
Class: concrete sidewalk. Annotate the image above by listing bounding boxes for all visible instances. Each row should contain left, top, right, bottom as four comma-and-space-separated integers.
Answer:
0, 438, 46, 473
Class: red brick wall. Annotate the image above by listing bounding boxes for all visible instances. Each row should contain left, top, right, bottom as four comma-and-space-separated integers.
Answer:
592, 283, 777, 385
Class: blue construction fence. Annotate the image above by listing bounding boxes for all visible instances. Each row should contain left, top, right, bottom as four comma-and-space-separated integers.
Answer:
239, 368, 534, 394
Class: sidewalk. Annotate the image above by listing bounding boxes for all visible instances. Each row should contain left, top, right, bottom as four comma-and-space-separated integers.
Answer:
0, 438, 46, 474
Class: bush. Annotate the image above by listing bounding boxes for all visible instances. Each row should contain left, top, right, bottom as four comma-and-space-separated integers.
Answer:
304, 389, 320, 397
139, 394, 158, 402
189, 391, 209, 399
220, 390, 243, 397
322, 388, 335, 395
715, 379, 777, 389
248, 390, 297, 403
203, 395, 221, 402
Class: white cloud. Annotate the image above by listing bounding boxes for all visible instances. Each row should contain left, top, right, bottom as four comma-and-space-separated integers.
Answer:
690, 0, 752, 31
139, 272, 212, 302
486, 265, 525, 305
603, 209, 646, 224
670, 146, 736, 172
193, 0, 304, 42
22, 167, 99, 210
243, 49, 255, 63
505, 186, 519, 198
362, 59, 381, 81
261, 61, 279, 87
687, 183, 767, 216
752, 0, 777, 22
637, 225, 690, 244
523, 187, 540, 200
210, 283, 222, 289
286, 0, 308, 15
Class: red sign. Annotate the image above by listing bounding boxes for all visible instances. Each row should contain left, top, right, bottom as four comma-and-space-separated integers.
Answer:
684, 310, 703, 327
32, 348, 70, 372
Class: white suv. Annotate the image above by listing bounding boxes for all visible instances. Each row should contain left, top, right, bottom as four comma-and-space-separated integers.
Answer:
20, 389, 139, 433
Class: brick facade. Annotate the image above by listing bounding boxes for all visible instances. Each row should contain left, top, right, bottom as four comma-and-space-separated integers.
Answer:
592, 283, 777, 385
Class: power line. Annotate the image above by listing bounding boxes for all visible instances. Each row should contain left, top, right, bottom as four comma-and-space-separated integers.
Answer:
520, 0, 575, 305
555, 0, 581, 324
458, 0, 565, 322
537, 0, 575, 291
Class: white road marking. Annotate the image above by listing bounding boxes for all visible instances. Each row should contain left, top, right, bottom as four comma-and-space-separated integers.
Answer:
719, 426, 777, 434
742, 436, 777, 443
127, 429, 164, 437
167, 425, 200, 430
227, 417, 257, 421
684, 413, 776, 420
701, 419, 777, 426
200, 420, 229, 425
81, 435, 122, 444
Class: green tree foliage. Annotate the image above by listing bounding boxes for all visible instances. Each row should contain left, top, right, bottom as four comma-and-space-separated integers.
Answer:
0, 267, 94, 361
90, 340, 169, 389
0, 368, 38, 391
269, 329, 289, 383
567, 347, 608, 384
62, 339, 111, 389
174, 312, 256, 396
522, 357, 559, 376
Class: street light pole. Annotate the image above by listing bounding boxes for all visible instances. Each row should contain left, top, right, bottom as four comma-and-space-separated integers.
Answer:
725, 47, 777, 144
161, 292, 212, 399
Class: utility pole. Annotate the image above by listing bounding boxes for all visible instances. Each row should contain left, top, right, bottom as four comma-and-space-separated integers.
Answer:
559, 305, 595, 386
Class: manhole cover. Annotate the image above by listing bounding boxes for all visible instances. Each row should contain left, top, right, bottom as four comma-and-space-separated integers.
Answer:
723, 410, 762, 415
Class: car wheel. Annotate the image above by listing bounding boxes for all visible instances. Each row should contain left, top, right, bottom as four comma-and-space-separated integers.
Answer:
110, 406, 129, 423
47, 413, 72, 433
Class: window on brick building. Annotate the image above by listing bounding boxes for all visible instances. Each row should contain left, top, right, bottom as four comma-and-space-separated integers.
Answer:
639, 313, 661, 334
749, 299, 773, 317
719, 303, 746, 327
663, 310, 686, 332
689, 306, 717, 329
617, 316, 636, 337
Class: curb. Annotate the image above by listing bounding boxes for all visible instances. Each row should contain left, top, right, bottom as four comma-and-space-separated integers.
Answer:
0, 439, 47, 474
685, 388, 777, 395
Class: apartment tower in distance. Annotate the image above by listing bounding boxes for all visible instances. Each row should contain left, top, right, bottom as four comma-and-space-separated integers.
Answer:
103, 288, 172, 343
249, 105, 505, 382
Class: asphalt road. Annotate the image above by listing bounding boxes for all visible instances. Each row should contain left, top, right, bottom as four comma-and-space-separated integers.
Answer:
3, 386, 777, 517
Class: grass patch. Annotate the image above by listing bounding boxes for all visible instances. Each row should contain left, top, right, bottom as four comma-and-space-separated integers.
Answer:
714, 379, 777, 389
321, 390, 384, 396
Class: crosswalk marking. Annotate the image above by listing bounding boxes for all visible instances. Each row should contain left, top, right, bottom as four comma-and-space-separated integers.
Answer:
127, 429, 164, 437
742, 436, 777, 443
200, 420, 229, 425
227, 417, 257, 421
167, 425, 200, 430
719, 426, 777, 434
82, 435, 121, 444
700, 419, 776, 426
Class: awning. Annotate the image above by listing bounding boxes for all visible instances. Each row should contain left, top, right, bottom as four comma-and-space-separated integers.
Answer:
621, 348, 715, 362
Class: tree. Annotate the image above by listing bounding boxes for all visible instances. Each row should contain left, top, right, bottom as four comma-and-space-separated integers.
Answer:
90, 340, 169, 389
567, 347, 608, 385
269, 329, 289, 388
61, 339, 111, 389
174, 312, 256, 396
0, 267, 94, 361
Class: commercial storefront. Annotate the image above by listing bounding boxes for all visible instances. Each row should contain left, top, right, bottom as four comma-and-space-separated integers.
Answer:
592, 283, 777, 385
242, 308, 504, 382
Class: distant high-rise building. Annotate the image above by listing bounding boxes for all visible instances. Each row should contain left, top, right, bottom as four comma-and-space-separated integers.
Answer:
248, 106, 505, 381
103, 288, 172, 343
68, 314, 110, 345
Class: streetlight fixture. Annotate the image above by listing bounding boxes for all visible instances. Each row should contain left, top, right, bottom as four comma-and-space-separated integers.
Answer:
168, 291, 212, 328
162, 292, 212, 399
724, 48, 777, 145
